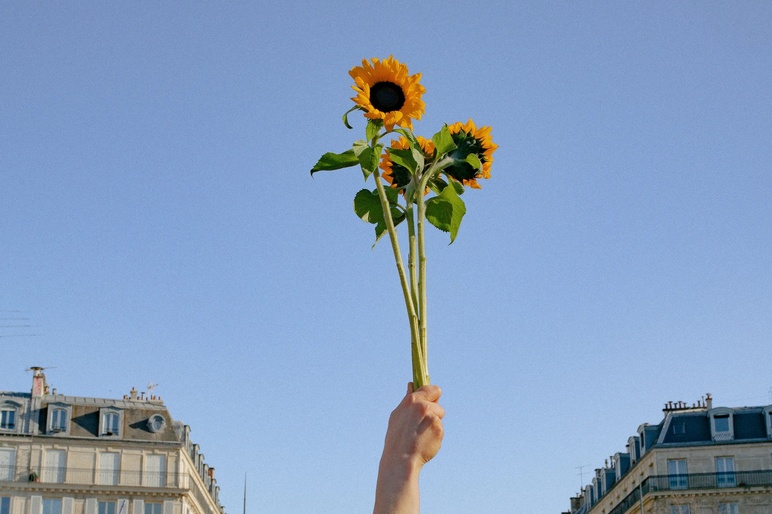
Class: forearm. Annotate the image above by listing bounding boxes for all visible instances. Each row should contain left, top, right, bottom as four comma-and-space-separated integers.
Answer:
373, 457, 422, 514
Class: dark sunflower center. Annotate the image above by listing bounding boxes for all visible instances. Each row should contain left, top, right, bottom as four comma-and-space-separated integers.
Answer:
370, 82, 406, 112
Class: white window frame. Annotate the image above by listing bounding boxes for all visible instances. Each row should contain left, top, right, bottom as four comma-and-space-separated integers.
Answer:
144, 454, 166, 487
97, 452, 120, 486
668, 459, 688, 490
47, 404, 72, 435
0, 401, 21, 433
709, 408, 734, 442
0, 448, 16, 482
715, 456, 736, 487
99, 408, 123, 437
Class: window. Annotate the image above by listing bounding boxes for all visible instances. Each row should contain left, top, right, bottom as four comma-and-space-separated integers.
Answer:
100, 409, 122, 437
98, 452, 120, 485
764, 406, 772, 438
716, 456, 736, 487
672, 422, 686, 435
0, 448, 15, 481
42, 499, 62, 514
145, 504, 163, 514
0, 409, 15, 431
98, 502, 115, 514
43, 449, 66, 483
670, 506, 690, 514
718, 503, 739, 514
1, 497, 9, 514
710, 408, 734, 441
145, 454, 166, 487
668, 459, 688, 490
147, 414, 166, 433
715, 415, 730, 432
49, 407, 69, 433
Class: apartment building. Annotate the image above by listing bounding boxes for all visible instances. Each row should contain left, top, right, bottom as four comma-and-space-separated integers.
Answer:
0, 368, 225, 514
563, 394, 772, 514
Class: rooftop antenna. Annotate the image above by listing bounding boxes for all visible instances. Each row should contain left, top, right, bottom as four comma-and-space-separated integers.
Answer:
576, 464, 590, 490
243, 473, 247, 514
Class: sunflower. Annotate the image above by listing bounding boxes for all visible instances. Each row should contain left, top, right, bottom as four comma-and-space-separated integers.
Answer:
379, 136, 436, 192
444, 119, 498, 189
349, 56, 426, 132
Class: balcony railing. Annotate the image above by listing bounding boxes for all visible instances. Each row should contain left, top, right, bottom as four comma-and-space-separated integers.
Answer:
592, 470, 772, 514
0, 465, 188, 488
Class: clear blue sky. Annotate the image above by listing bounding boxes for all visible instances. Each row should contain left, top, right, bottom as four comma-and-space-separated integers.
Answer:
2, 2, 770, 512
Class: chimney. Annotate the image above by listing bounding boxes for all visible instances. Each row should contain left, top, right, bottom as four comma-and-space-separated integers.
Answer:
130, 387, 139, 400
30, 367, 47, 398
706, 393, 713, 409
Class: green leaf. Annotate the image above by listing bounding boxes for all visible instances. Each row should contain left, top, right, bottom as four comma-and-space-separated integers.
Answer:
464, 153, 483, 171
388, 148, 418, 174
342, 106, 359, 129
425, 183, 466, 243
450, 178, 465, 195
428, 177, 447, 196
353, 189, 405, 245
392, 128, 419, 146
356, 146, 378, 179
310, 150, 360, 175
410, 144, 425, 173
366, 119, 383, 142
432, 125, 457, 155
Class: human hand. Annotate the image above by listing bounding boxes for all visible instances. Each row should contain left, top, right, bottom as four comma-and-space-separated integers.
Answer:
374, 383, 445, 514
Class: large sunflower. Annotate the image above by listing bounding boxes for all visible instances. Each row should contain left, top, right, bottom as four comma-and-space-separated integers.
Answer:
349, 56, 426, 132
379, 136, 436, 192
444, 119, 498, 189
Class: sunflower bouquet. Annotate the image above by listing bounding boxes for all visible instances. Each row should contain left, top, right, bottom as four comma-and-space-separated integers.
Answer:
311, 56, 497, 388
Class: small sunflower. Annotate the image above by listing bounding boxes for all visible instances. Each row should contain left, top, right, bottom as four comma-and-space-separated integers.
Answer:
379, 136, 436, 192
444, 119, 498, 189
349, 56, 426, 132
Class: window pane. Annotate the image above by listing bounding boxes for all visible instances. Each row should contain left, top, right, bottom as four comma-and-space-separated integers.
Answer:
98, 452, 120, 485
43, 499, 62, 514
716, 457, 736, 487
51, 409, 67, 431
668, 459, 688, 489
145, 504, 163, 514
719, 503, 739, 514
145, 454, 166, 487
98, 502, 115, 514
43, 449, 66, 483
0, 449, 15, 481
0, 410, 15, 430
1, 497, 10, 514
715, 415, 730, 432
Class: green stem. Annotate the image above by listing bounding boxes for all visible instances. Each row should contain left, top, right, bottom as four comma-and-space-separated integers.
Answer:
372, 169, 427, 387
416, 189, 429, 384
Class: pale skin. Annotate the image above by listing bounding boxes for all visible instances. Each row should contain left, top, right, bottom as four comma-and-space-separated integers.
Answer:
373, 383, 445, 514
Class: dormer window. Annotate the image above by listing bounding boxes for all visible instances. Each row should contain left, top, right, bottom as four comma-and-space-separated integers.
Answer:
47, 404, 72, 435
0, 409, 15, 430
763, 406, 772, 439
710, 408, 734, 442
0, 401, 21, 433
147, 414, 166, 433
99, 408, 123, 437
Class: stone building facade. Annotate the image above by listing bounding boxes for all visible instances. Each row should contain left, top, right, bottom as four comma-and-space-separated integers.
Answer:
564, 395, 772, 514
0, 369, 225, 514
